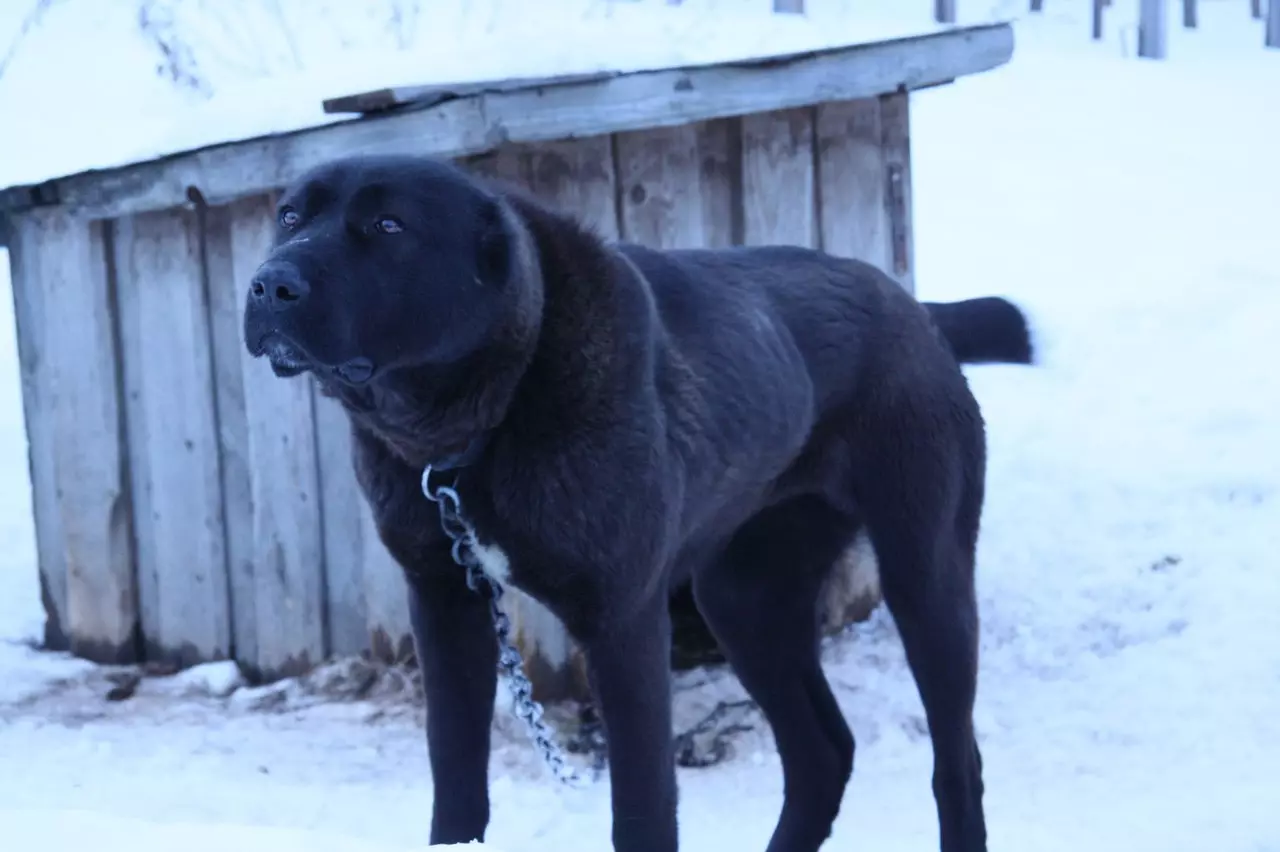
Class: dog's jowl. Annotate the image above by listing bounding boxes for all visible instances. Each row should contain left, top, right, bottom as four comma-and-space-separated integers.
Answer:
242, 153, 1036, 852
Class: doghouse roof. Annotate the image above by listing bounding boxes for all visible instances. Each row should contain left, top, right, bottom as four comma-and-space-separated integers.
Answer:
0, 21, 1012, 222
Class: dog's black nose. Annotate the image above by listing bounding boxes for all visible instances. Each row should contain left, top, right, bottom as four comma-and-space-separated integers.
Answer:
250, 261, 309, 311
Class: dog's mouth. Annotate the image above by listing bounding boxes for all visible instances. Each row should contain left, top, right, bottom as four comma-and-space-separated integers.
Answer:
251, 333, 377, 385
252, 333, 312, 378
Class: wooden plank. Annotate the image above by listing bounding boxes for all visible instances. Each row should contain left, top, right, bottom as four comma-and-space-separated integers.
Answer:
462, 143, 526, 188
1139, 0, 1168, 59
227, 193, 327, 680
360, 497, 413, 664
0, 24, 1016, 220
322, 70, 615, 115
615, 118, 741, 248
201, 202, 258, 666
5, 212, 69, 652
740, 107, 817, 248
115, 207, 230, 666
695, 118, 743, 248
879, 90, 916, 293
7, 211, 138, 661
312, 390, 369, 657
468, 135, 622, 240
815, 92, 915, 293
523, 136, 621, 240
815, 98, 890, 271
616, 123, 708, 248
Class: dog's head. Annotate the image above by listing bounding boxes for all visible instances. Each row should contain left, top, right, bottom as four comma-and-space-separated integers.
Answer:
242, 154, 524, 385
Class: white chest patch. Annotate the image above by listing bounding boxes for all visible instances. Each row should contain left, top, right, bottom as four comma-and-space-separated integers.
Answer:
470, 536, 512, 583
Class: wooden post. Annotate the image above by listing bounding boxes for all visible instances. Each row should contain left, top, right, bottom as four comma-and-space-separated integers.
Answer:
1252, 0, 1263, 21
1268, 0, 1280, 48
935, 0, 957, 24
1182, 0, 1197, 28
1092, 0, 1105, 39
1030, 0, 1044, 11
1138, 0, 1167, 58
773, 0, 805, 11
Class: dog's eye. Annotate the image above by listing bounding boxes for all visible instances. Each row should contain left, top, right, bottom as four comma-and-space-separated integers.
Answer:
279, 207, 300, 229
374, 216, 404, 235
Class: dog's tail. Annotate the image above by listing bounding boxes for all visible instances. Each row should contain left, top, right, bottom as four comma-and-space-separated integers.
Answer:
923, 296, 1035, 366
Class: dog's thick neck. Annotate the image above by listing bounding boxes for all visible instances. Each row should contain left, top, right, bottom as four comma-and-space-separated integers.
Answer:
319, 196, 546, 469
498, 193, 640, 433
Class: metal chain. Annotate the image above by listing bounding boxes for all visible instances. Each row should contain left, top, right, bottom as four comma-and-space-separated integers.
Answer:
421, 465, 586, 788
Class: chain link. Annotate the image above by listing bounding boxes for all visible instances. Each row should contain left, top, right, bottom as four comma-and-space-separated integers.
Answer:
421, 465, 587, 788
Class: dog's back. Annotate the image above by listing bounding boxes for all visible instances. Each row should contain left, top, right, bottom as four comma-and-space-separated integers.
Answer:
615, 240, 1004, 427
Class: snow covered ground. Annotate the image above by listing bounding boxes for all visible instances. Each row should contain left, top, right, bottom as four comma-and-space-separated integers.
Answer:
2, 2, 1279, 850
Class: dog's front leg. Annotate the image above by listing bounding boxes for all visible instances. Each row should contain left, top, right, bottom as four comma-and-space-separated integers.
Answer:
585, 597, 679, 852
407, 567, 499, 845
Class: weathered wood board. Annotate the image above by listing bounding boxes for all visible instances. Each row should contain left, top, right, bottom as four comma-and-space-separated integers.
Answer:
312, 390, 371, 658
227, 193, 327, 680
741, 107, 816, 248
816, 98, 890, 271
815, 92, 914, 290
879, 91, 916, 291
692, 118, 742, 249
360, 496, 414, 664
8, 211, 138, 662
6, 212, 71, 653
617, 122, 713, 248
115, 207, 231, 666
202, 201, 259, 667
322, 70, 616, 115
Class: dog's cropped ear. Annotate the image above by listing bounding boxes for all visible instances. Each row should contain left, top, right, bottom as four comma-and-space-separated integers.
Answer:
475, 195, 513, 286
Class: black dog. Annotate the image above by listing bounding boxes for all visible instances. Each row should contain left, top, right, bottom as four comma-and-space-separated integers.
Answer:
243, 153, 1035, 852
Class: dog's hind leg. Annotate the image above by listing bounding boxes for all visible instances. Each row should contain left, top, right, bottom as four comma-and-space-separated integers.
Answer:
692, 495, 858, 852
850, 403, 989, 852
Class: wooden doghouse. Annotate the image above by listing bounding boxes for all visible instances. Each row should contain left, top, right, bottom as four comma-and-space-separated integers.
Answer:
0, 23, 1014, 700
